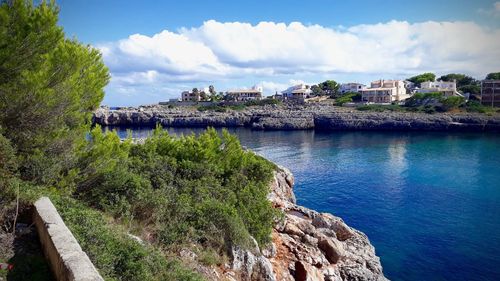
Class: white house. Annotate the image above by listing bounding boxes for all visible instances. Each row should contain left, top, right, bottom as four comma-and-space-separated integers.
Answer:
416, 81, 463, 97
360, 79, 410, 103
225, 85, 263, 101
339, 83, 366, 94
281, 84, 313, 100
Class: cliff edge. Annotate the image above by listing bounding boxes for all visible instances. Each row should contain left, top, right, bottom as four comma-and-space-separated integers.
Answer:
93, 104, 500, 132
223, 166, 387, 281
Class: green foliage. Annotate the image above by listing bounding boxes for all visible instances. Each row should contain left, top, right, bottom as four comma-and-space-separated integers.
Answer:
197, 99, 280, 112
459, 84, 480, 96
318, 80, 340, 97
464, 101, 495, 113
310, 85, 325, 96
407, 72, 436, 86
356, 104, 405, 112
244, 99, 281, 106
76, 127, 278, 250
439, 73, 477, 87
465, 100, 495, 114
336, 93, 361, 105
438, 73, 481, 96
0, 2, 281, 279
0, 133, 18, 184
54, 197, 203, 281
0, 0, 109, 185
486, 72, 500, 80
440, 96, 465, 110
197, 104, 229, 112
404, 92, 465, 112
404, 92, 443, 107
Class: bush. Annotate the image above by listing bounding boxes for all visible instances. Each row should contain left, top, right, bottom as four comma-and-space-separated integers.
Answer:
404, 92, 466, 112
54, 197, 203, 281
0, 2, 281, 279
441, 96, 465, 110
336, 93, 361, 105
404, 92, 443, 107
356, 104, 404, 112
197, 104, 228, 112
464, 101, 495, 114
76, 127, 279, 251
244, 99, 281, 106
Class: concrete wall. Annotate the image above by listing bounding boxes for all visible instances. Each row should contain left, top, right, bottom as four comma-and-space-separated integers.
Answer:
33, 197, 103, 281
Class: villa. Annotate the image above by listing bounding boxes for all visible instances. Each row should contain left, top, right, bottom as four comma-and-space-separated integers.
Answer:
339, 83, 366, 94
181, 90, 202, 102
360, 79, 410, 103
416, 81, 463, 97
225, 86, 263, 101
481, 79, 500, 107
281, 84, 313, 100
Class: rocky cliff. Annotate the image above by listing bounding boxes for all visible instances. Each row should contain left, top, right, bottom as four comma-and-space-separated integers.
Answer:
93, 105, 500, 132
219, 166, 387, 281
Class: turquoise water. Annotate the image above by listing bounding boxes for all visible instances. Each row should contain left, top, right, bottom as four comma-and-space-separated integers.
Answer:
110, 127, 500, 281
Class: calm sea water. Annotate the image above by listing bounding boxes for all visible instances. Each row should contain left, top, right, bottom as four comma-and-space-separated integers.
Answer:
108, 127, 500, 281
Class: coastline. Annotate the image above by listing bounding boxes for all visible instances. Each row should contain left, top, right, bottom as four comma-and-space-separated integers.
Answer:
226, 165, 388, 281
93, 104, 500, 132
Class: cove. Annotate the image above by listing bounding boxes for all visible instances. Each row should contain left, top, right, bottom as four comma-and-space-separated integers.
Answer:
108, 127, 500, 281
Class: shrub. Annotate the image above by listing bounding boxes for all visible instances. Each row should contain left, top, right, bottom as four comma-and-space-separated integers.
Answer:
54, 197, 203, 281
244, 99, 281, 106
440, 96, 465, 110
76, 127, 279, 251
336, 93, 361, 105
198, 248, 222, 266
197, 104, 228, 112
464, 101, 494, 114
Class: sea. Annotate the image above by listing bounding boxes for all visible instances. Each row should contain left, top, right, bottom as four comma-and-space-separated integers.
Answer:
108, 126, 500, 281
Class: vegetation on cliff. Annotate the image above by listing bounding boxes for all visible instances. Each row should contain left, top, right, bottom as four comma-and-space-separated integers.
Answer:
0, 1, 278, 280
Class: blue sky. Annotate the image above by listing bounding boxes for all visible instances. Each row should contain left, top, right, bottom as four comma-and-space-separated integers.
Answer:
57, 0, 500, 106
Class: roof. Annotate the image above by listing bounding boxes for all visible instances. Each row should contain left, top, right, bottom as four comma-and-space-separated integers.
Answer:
291, 89, 311, 94
342, 82, 365, 86
361, 87, 394, 91
226, 89, 262, 94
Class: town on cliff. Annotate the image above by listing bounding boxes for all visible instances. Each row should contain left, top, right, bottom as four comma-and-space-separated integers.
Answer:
95, 72, 500, 132
152, 72, 500, 112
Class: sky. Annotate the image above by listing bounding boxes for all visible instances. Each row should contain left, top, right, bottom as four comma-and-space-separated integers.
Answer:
56, 0, 500, 106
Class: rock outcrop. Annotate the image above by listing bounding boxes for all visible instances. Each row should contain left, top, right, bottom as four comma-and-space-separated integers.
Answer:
223, 166, 387, 281
93, 104, 500, 132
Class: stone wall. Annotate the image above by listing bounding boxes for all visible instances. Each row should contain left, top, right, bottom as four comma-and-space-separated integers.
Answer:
33, 197, 103, 281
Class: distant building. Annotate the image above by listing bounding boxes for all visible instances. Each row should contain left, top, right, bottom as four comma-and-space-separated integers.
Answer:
360, 79, 410, 103
281, 84, 313, 100
481, 80, 500, 107
181, 90, 202, 102
339, 83, 366, 94
416, 81, 463, 97
225, 85, 263, 101
404, 80, 417, 93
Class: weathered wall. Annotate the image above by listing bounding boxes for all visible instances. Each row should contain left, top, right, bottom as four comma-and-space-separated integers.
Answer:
33, 197, 103, 281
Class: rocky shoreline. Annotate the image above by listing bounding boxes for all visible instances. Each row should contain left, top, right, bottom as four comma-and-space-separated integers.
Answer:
216, 166, 387, 281
93, 104, 500, 132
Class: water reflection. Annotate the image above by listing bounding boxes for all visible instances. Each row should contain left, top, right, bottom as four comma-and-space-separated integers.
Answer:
104, 126, 500, 281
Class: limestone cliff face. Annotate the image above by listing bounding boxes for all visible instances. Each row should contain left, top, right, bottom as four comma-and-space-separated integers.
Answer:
224, 166, 388, 281
93, 105, 500, 132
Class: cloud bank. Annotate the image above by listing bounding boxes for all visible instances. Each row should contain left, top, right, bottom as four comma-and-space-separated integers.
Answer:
98, 20, 500, 105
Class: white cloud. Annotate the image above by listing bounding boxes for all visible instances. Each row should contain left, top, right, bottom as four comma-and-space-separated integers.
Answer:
100, 20, 500, 104
478, 1, 500, 17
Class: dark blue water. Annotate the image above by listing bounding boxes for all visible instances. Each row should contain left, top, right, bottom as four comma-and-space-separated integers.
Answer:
109, 127, 500, 281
